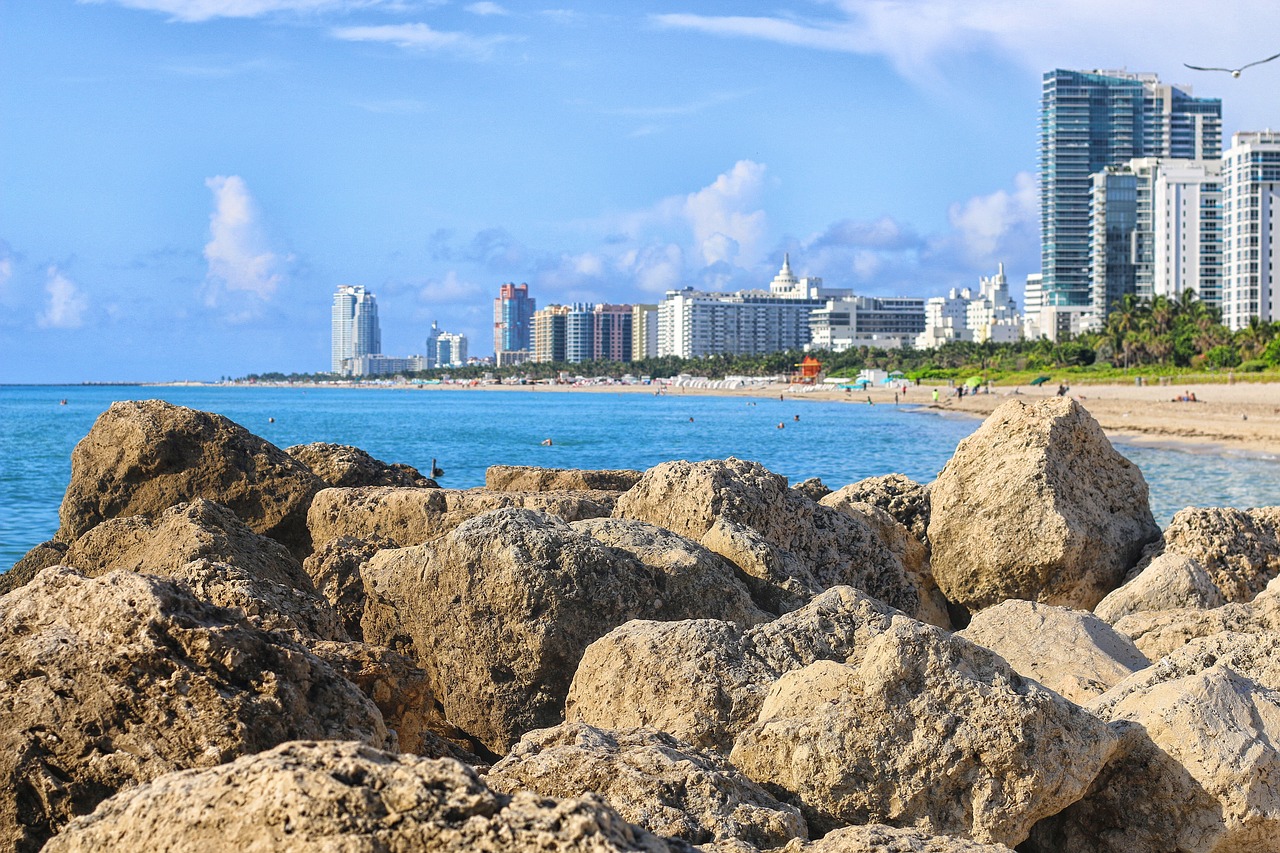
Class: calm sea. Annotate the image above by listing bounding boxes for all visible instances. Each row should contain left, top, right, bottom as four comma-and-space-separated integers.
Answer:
4, 384, 1280, 570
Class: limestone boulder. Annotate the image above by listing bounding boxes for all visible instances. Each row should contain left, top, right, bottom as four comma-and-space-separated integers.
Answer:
1093, 552, 1226, 623
570, 518, 769, 627
486, 465, 643, 492
485, 723, 807, 849
287, 441, 438, 488
1, 540, 67, 595
57, 400, 323, 553
308, 485, 616, 549
363, 508, 746, 753
958, 600, 1148, 704
776, 825, 1015, 852
614, 458, 922, 619
45, 741, 694, 853
58, 499, 343, 640
790, 478, 831, 502
825, 474, 930, 549
728, 620, 1120, 846
928, 397, 1160, 613
1155, 506, 1280, 603
1028, 635, 1280, 853
565, 586, 903, 753
302, 535, 393, 640
1112, 577, 1280, 660
0, 568, 388, 853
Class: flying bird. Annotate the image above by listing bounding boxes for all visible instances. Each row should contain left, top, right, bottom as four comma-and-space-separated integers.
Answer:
1184, 51, 1280, 77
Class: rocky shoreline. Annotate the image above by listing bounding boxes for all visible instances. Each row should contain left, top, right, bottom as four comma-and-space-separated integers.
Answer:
4, 397, 1279, 851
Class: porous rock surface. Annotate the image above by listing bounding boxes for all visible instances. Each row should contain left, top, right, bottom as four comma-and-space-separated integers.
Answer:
363, 508, 760, 753
45, 741, 693, 853
824, 474, 930, 549
302, 534, 392, 640
790, 478, 831, 502
728, 620, 1120, 846
308, 485, 617, 548
56, 499, 343, 640
1093, 552, 1226, 623
1028, 633, 1280, 853
928, 397, 1160, 613
776, 824, 1015, 852
565, 586, 903, 753
57, 399, 323, 552
958, 599, 1149, 704
1, 540, 67, 595
287, 441, 437, 488
0, 568, 388, 853
1112, 575, 1280, 660
1154, 505, 1280, 603
486, 465, 643, 493
613, 457, 921, 619
485, 723, 806, 849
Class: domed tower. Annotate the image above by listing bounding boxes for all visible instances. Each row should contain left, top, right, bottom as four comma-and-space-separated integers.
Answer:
769, 253, 800, 297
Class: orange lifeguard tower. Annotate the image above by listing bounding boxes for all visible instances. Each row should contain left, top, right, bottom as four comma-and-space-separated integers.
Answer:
791, 356, 822, 384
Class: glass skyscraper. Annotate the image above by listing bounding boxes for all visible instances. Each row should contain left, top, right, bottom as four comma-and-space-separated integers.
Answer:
493, 282, 535, 355
1040, 69, 1221, 311
331, 285, 381, 372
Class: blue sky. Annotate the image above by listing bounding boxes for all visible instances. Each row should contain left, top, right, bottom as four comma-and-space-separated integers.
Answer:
2, 1, 1275, 381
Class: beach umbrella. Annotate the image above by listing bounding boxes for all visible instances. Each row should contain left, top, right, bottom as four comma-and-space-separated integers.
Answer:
964, 376, 984, 387
1029, 375, 1051, 386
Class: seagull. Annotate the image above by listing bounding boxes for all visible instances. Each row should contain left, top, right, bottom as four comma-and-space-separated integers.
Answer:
1184, 51, 1280, 77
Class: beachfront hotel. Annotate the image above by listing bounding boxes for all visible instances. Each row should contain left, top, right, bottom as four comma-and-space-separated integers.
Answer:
1040, 69, 1221, 317
494, 282, 535, 362
331, 285, 381, 372
532, 303, 634, 364
1221, 130, 1280, 330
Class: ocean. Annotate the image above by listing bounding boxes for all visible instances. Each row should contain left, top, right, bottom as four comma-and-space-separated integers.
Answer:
4, 384, 1280, 570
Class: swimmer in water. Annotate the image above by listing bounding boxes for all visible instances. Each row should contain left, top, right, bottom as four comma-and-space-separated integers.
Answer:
541, 438, 553, 446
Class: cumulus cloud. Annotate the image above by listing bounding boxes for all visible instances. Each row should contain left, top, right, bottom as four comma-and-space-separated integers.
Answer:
681, 160, 768, 267
332, 23, 510, 58
203, 174, 286, 303
83, 0, 390, 23
416, 269, 485, 303
947, 170, 1037, 260
38, 266, 89, 329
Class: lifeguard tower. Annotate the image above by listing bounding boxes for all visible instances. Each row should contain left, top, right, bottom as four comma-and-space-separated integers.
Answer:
791, 356, 822, 384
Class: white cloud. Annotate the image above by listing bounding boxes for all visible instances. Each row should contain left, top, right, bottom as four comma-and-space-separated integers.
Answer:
203, 175, 286, 302
947, 170, 1037, 260
417, 270, 484, 303
38, 267, 89, 329
332, 23, 510, 57
682, 160, 768, 267
82, 0, 389, 23
465, 1, 508, 15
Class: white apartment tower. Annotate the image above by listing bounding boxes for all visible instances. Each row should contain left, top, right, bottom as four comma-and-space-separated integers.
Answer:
331, 285, 381, 372
1222, 131, 1280, 329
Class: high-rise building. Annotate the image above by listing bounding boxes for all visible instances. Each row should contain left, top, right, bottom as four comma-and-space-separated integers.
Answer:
331, 285, 381, 372
493, 282, 535, 356
533, 304, 570, 363
544, 303, 634, 364
631, 304, 659, 361
1222, 131, 1280, 329
915, 264, 1019, 349
1040, 69, 1221, 311
808, 295, 926, 351
435, 332, 469, 367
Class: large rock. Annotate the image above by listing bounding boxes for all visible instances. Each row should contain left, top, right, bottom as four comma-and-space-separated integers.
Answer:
485, 723, 806, 849
569, 518, 770, 628
308, 485, 617, 549
58, 499, 343, 641
287, 441, 438, 488
45, 741, 694, 853
0, 568, 388, 852
1093, 552, 1226, 623
486, 465, 643, 492
57, 400, 323, 553
824, 474, 931, 549
363, 508, 761, 753
958, 600, 1149, 704
1154, 506, 1280, 603
928, 397, 1160, 613
1029, 633, 1280, 852
614, 458, 922, 619
728, 620, 1120, 846
1112, 575, 1280, 660
565, 587, 902, 753
776, 824, 1015, 852
302, 535, 392, 640
1, 540, 67, 595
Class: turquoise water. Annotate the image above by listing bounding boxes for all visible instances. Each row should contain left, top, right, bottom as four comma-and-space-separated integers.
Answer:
3, 384, 1280, 570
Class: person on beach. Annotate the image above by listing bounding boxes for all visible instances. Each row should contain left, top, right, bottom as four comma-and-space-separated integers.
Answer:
932, 389, 939, 403
1056, 383, 1067, 397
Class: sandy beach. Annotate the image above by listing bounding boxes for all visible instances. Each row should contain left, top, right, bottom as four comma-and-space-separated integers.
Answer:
389, 376, 1280, 457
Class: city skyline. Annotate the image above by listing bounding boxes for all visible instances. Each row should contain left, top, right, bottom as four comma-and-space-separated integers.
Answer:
4, 2, 1280, 382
